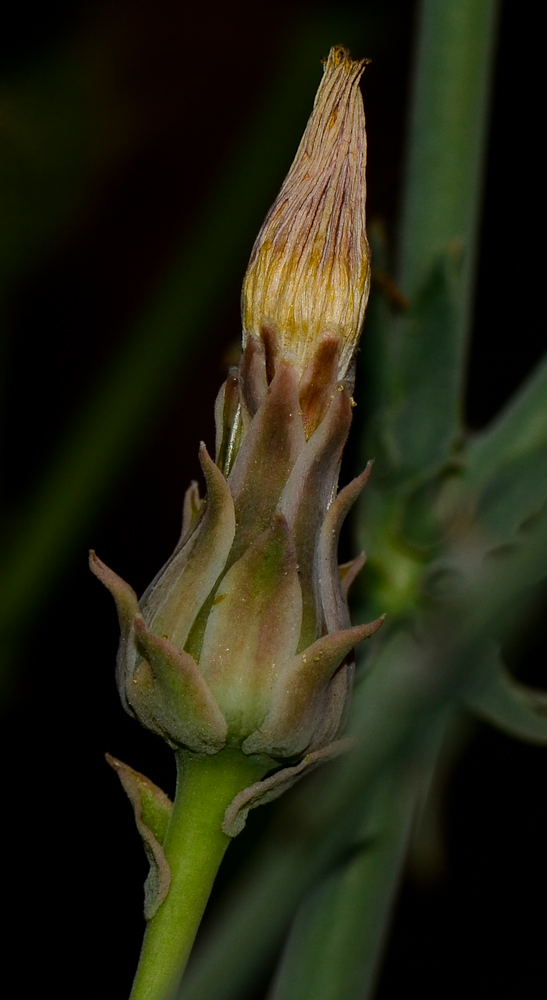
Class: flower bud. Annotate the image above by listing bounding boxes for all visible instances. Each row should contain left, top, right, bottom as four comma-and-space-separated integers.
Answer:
92, 46, 382, 840
242, 46, 370, 394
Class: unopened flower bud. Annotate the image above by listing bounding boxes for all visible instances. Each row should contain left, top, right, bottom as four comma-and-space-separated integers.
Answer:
92, 46, 382, 850
242, 46, 370, 394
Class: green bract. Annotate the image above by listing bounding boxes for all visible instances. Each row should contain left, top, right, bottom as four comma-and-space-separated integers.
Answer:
91, 47, 382, 863
91, 336, 383, 837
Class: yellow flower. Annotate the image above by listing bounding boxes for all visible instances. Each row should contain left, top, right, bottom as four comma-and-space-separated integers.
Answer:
242, 46, 370, 386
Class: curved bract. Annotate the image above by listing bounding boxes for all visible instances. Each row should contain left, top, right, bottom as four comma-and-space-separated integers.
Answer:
91, 45, 381, 839
91, 338, 383, 828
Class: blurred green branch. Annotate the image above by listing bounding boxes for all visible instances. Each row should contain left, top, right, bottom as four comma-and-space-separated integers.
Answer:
266, 768, 416, 1000
364, 0, 500, 490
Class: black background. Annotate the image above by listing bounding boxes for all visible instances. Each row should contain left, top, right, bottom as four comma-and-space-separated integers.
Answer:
1, 2, 545, 997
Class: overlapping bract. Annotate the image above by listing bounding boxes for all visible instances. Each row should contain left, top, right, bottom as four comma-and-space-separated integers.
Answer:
92, 44, 380, 834
91, 338, 382, 826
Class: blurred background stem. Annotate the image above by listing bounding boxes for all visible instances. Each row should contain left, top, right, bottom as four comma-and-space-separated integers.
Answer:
397, 0, 499, 323
267, 768, 416, 1000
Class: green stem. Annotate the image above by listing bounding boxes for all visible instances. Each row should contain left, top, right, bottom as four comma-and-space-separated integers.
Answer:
360, 0, 501, 496
398, 0, 500, 315
130, 749, 268, 1000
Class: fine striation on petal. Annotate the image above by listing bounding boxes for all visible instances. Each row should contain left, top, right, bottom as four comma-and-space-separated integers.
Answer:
242, 46, 370, 385
91, 44, 379, 788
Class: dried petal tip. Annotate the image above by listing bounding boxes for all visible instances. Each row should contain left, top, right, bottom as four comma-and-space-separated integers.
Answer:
242, 45, 370, 385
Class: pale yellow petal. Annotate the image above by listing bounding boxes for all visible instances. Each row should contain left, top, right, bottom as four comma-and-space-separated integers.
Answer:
242, 46, 370, 383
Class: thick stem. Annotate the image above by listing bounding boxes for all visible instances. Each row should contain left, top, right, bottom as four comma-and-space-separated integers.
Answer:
129, 749, 268, 1000
398, 0, 500, 327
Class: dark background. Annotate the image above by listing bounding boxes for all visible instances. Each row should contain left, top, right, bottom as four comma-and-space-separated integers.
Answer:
1, 1, 545, 997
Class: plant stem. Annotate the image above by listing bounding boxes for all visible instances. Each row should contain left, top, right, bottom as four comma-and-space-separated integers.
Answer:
359, 0, 500, 505
129, 749, 268, 1000
398, 0, 500, 321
